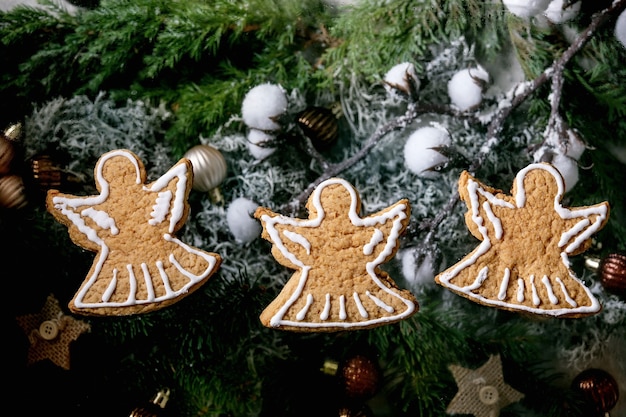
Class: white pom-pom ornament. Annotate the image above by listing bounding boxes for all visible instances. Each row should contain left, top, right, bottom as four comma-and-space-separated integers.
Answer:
241, 83, 288, 131
399, 249, 436, 286
551, 153, 579, 192
403, 126, 452, 178
383, 62, 420, 97
247, 129, 277, 160
502, 0, 551, 18
544, 0, 581, 24
616, 9, 626, 49
227, 197, 262, 243
447, 65, 489, 111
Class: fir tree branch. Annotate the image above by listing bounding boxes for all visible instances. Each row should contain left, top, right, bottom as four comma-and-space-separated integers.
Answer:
417, 0, 626, 245
280, 101, 468, 214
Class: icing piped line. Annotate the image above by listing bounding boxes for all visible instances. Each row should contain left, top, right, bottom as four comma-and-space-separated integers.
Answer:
364, 229, 384, 255
498, 268, 510, 300
283, 230, 311, 255
296, 294, 314, 320
542, 275, 559, 304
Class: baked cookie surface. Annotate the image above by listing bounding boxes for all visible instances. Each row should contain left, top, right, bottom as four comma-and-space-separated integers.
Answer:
46, 149, 221, 316
435, 162, 609, 317
255, 177, 418, 332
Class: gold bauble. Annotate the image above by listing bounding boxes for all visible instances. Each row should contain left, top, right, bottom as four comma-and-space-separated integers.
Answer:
0, 174, 27, 209
0, 136, 15, 175
296, 106, 339, 151
183, 145, 227, 202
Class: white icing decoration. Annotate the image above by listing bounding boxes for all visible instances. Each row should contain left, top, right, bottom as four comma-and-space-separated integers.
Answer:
557, 277, 577, 307
517, 278, 525, 302
81, 207, 119, 235
531, 275, 540, 306
437, 163, 605, 316
482, 201, 504, 239
320, 294, 331, 320
149, 190, 173, 226
468, 266, 489, 290
542, 275, 559, 304
498, 268, 510, 300
141, 263, 156, 301
363, 229, 383, 255
296, 294, 314, 320
366, 291, 394, 313
126, 264, 138, 304
353, 292, 368, 318
102, 267, 117, 302
339, 295, 347, 320
144, 162, 189, 234
283, 230, 311, 255
261, 178, 415, 329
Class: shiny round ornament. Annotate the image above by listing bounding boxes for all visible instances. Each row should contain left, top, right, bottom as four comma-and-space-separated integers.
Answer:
599, 253, 626, 296
0, 174, 27, 209
571, 368, 619, 415
297, 106, 338, 151
3, 122, 22, 142
129, 388, 170, 417
183, 144, 228, 199
338, 403, 374, 417
338, 354, 382, 401
30, 154, 64, 192
0, 136, 15, 175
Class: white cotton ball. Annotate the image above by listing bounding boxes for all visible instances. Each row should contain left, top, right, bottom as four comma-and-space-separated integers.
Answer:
247, 128, 276, 160
447, 66, 489, 111
403, 126, 451, 178
551, 153, 579, 192
616, 9, 626, 49
399, 249, 436, 286
564, 130, 586, 160
227, 197, 262, 243
544, 0, 581, 24
503, 0, 551, 18
383, 62, 420, 97
241, 83, 287, 131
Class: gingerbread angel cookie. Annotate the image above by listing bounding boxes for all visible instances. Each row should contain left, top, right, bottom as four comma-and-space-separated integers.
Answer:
46, 149, 221, 316
255, 177, 418, 332
435, 162, 610, 317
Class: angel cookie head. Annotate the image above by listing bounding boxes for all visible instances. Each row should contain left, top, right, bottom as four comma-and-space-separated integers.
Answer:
254, 177, 418, 332
46, 149, 222, 316
435, 162, 610, 318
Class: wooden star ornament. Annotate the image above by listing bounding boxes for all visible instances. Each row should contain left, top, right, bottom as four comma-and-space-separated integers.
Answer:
435, 163, 609, 317
446, 355, 524, 417
255, 177, 418, 332
15, 294, 91, 370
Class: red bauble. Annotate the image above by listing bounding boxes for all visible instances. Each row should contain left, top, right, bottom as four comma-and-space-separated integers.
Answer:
599, 253, 626, 296
571, 368, 619, 415
337, 354, 382, 401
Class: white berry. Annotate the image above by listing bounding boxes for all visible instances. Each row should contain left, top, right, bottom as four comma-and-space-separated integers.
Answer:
403, 125, 452, 178
227, 197, 262, 243
447, 66, 489, 111
503, 0, 551, 18
241, 83, 287, 131
383, 62, 420, 97
247, 129, 276, 160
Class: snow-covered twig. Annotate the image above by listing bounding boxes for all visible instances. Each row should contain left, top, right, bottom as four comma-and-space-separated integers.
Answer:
416, 0, 626, 246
